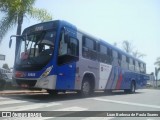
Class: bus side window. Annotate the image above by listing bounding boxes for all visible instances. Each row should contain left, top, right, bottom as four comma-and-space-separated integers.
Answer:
135, 61, 140, 72
112, 50, 118, 66
126, 56, 129, 69
129, 58, 134, 71
118, 52, 122, 66
113, 50, 118, 58
139, 62, 144, 73
99, 44, 108, 63
58, 30, 79, 65
144, 64, 146, 73
133, 60, 135, 71
82, 36, 97, 61
121, 54, 126, 69
108, 48, 113, 63
68, 37, 79, 56
59, 31, 68, 55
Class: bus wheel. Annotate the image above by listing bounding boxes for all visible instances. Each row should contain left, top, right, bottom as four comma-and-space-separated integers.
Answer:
104, 90, 112, 95
80, 79, 91, 97
125, 81, 135, 94
130, 81, 136, 93
47, 90, 58, 96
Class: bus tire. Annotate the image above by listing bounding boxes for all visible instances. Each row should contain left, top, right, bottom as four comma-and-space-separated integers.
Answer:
80, 79, 92, 97
130, 81, 136, 93
104, 89, 112, 95
47, 90, 58, 96
125, 81, 136, 94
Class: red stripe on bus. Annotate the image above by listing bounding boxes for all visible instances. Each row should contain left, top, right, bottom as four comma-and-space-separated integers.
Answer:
116, 73, 123, 89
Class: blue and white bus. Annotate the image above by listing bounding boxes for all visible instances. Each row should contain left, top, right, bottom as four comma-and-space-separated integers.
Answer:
10, 20, 149, 96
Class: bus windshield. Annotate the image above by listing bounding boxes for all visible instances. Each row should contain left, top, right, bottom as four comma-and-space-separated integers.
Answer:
15, 30, 56, 67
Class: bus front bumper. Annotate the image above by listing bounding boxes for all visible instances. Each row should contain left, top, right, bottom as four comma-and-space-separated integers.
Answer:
12, 75, 57, 90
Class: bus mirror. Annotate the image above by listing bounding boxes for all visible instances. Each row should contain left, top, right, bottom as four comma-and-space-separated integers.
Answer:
9, 39, 12, 48
64, 34, 69, 43
9, 35, 23, 48
63, 27, 69, 43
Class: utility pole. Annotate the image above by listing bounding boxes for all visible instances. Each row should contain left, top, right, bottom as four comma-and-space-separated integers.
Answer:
155, 67, 160, 88
155, 67, 158, 88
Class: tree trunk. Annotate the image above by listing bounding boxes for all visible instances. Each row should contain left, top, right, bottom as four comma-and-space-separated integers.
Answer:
14, 14, 23, 65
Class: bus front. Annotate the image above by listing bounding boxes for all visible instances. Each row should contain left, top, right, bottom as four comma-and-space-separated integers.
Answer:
12, 21, 59, 91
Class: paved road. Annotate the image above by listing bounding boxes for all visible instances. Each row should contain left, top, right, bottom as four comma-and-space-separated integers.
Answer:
0, 89, 160, 120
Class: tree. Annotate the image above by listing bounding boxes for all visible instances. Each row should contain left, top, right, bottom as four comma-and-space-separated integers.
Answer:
132, 50, 146, 59
2, 63, 9, 70
113, 42, 117, 47
122, 40, 146, 59
0, 0, 52, 56
154, 57, 160, 68
122, 40, 133, 54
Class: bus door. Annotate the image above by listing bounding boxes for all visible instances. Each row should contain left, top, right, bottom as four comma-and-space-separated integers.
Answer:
56, 30, 79, 90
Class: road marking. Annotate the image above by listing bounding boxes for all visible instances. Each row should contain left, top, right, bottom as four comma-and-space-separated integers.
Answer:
53, 106, 88, 111
0, 99, 27, 106
3, 117, 53, 120
39, 117, 55, 120
0, 97, 9, 100
0, 97, 16, 101
3, 117, 54, 120
82, 117, 114, 120
91, 97, 160, 109
0, 102, 61, 111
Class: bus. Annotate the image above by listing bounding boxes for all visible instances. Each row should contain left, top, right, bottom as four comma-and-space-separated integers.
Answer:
9, 20, 149, 96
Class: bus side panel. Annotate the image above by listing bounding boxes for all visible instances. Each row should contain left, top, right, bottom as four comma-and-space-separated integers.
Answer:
105, 66, 124, 90
122, 71, 135, 89
55, 62, 76, 90
135, 74, 148, 89
74, 32, 100, 90
120, 71, 148, 90
75, 58, 99, 90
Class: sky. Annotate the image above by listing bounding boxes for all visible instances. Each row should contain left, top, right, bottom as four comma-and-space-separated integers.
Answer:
0, 0, 160, 76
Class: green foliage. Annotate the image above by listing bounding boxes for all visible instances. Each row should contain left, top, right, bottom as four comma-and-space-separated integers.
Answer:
2, 63, 9, 70
154, 57, 160, 68
0, 0, 52, 43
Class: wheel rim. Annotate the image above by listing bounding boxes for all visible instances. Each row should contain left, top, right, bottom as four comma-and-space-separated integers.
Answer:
131, 83, 135, 92
82, 81, 90, 95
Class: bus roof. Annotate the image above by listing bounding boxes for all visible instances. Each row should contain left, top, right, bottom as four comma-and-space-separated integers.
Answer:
23, 20, 145, 64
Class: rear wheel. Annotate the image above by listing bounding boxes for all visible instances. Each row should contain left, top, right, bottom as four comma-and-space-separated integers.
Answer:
130, 81, 136, 93
125, 81, 136, 94
104, 89, 112, 95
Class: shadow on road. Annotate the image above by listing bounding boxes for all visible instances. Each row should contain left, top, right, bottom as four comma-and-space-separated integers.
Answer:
1, 90, 144, 103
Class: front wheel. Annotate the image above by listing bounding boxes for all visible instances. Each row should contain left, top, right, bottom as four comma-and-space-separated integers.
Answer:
80, 79, 92, 97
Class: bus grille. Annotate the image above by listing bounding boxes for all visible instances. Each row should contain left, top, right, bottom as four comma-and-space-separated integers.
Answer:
16, 79, 37, 87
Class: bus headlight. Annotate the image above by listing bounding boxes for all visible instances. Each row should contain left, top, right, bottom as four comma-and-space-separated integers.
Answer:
41, 66, 53, 78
